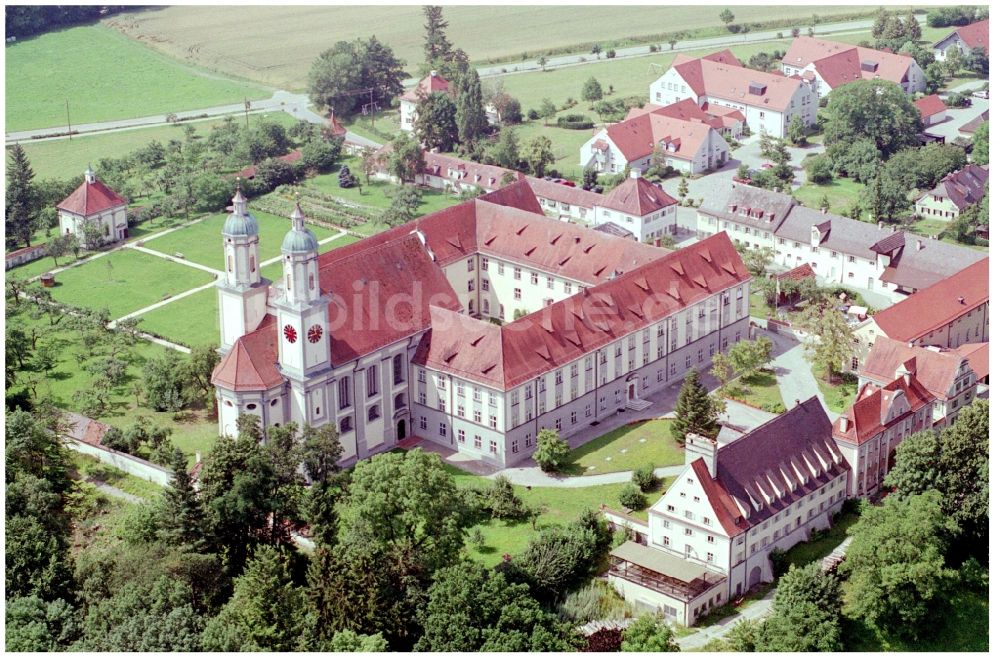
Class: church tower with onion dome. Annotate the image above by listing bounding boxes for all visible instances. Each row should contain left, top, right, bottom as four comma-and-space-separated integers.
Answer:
217, 185, 269, 352
273, 202, 331, 427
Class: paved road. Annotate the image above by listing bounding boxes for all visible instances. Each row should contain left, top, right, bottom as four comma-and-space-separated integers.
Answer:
760, 328, 838, 420
5, 89, 380, 148
457, 16, 923, 81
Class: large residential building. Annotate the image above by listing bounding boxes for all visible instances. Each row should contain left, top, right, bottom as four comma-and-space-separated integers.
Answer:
932, 18, 989, 60
781, 36, 926, 96
649, 50, 817, 138
527, 177, 606, 224
412, 151, 524, 194
580, 99, 734, 175
57, 167, 129, 248
860, 337, 984, 428
852, 259, 989, 367
608, 398, 848, 624
914, 164, 988, 221
212, 180, 750, 468
399, 70, 451, 132
697, 186, 987, 301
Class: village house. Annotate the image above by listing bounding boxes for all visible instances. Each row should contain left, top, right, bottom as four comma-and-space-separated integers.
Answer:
781, 36, 926, 97
649, 50, 817, 139
212, 179, 750, 468
527, 177, 606, 224
913, 163, 988, 221
56, 167, 129, 248
914, 94, 949, 127
415, 151, 523, 194
580, 99, 735, 175
932, 18, 989, 60
607, 398, 847, 625
697, 186, 987, 301
852, 258, 989, 367
399, 70, 451, 132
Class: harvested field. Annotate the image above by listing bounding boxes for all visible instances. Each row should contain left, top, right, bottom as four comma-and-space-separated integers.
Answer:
107, 5, 882, 90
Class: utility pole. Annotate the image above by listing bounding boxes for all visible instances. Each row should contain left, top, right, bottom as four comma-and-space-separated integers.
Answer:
244, 98, 251, 129
65, 99, 72, 140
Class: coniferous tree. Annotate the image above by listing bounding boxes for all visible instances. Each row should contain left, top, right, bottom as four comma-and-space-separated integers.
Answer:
160, 448, 208, 552
671, 369, 718, 442
423, 5, 453, 67
6, 143, 39, 250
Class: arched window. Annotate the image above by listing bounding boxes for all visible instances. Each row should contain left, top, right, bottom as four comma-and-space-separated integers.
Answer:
250, 255, 256, 272
309, 274, 315, 290
368, 405, 380, 421
340, 416, 353, 433
228, 255, 233, 272
394, 393, 406, 410
286, 274, 291, 289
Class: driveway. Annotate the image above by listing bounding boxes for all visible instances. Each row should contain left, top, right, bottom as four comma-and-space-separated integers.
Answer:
923, 94, 989, 143
757, 327, 838, 420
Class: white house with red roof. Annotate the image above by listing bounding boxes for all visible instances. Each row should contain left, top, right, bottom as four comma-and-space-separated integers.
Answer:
781, 37, 926, 97
592, 171, 678, 241
933, 18, 989, 60
650, 50, 817, 138
415, 150, 523, 194
914, 163, 988, 221
914, 94, 948, 127
400, 70, 451, 132
611, 398, 848, 624
56, 167, 129, 248
581, 99, 731, 175
211, 179, 751, 467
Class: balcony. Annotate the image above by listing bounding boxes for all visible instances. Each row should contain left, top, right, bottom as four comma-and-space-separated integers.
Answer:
609, 541, 726, 602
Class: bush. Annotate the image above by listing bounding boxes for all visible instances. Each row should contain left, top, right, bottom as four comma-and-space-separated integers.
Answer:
556, 114, 595, 130
484, 475, 527, 520
606, 49, 616, 58
559, 581, 630, 623
805, 154, 834, 184
586, 628, 623, 652
526, 108, 539, 120
632, 463, 658, 492
534, 429, 570, 472
618, 483, 646, 511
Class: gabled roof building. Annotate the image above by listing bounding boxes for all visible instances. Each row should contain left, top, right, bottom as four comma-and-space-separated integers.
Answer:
609, 398, 849, 625
650, 50, 818, 138
400, 70, 452, 132
57, 167, 129, 248
933, 18, 989, 60
781, 36, 926, 97
914, 164, 988, 221
212, 179, 751, 468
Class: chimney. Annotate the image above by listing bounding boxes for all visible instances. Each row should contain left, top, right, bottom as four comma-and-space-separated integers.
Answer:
685, 433, 718, 478
958, 296, 966, 305
630, 169, 641, 179
430, 69, 438, 78
839, 417, 849, 433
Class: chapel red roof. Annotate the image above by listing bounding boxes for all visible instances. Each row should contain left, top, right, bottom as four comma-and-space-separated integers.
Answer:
56, 174, 127, 216
873, 259, 989, 343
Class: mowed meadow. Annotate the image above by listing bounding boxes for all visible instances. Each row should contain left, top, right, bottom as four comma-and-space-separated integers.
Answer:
107, 5, 881, 89
5, 24, 270, 131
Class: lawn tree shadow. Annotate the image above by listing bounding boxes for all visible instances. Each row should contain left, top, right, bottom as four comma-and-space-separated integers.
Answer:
46, 370, 72, 381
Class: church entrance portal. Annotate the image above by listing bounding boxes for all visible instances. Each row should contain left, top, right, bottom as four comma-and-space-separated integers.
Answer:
397, 419, 407, 441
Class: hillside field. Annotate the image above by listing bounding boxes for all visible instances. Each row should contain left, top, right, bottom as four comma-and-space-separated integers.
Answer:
106, 5, 882, 90
5, 24, 270, 131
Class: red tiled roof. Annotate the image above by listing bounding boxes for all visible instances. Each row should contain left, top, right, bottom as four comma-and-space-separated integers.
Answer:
924, 164, 989, 212
601, 176, 678, 216
955, 342, 989, 381
673, 53, 808, 109
691, 457, 749, 536
873, 259, 988, 343
914, 94, 948, 121
833, 376, 935, 445
783, 37, 917, 88
414, 232, 750, 389
602, 111, 718, 162
956, 19, 989, 56
422, 151, 522, 191
860, 336, 966, 400
212, 315, 284, 392
236, 150, 303, 179
714, 397, 847, 527
958, 109, 988, 134
775, 263, 814, 281
526, 176, 607, 209
56, 176, 127, 216
401, 72, 451, 102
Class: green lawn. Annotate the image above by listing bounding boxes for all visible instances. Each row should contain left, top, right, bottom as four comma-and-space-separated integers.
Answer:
307, 162, 465, 216
143, 210, 339, 270
811, 364, 858, 414
749, 289, 773, 320
450, 465, 671, 566
7, 305, 218, 467
6, 24, 270, 132
909, 217, 950, 239
793, 176, 866, 217
14, 111, 297, 181
47, 249, 214, 319
563, 419, 684, 476
721, 370, 786, 413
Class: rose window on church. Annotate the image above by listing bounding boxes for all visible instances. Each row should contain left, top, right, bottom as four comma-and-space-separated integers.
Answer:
283, 324, 297, 343
308, 324, 324, 343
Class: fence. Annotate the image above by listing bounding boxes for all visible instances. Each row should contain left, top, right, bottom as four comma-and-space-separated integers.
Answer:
67, 438, 172, 486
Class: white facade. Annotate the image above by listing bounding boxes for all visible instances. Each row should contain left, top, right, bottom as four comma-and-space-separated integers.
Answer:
595, 202, 677, 243
400, 97, 418, 132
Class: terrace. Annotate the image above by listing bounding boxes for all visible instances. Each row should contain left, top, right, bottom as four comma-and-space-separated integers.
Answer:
609, 541, 726, 602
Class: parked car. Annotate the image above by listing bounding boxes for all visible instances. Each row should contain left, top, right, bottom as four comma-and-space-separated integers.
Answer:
560, 180, 576, 187
972, 89, 989, 99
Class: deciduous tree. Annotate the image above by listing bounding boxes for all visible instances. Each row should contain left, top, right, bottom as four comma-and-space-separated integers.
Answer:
620, 612, 680, 651
524, 136, 555, 177
308, 38, 406, 117
823, 80, 921, 159
388, 132, 426, 183
533, 428, 569, 472
581, 76, 603, 101
801, 300, 854, 381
